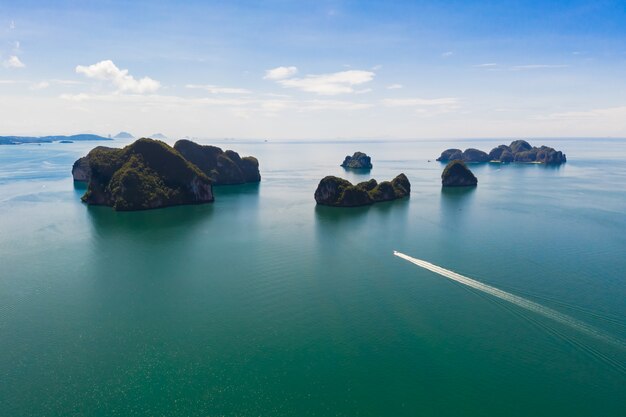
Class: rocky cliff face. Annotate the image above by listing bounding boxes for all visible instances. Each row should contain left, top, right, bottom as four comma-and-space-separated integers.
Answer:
437, 140, 566, 164
72, 156, 90, 182
341, 152, 373, 169
436, 149, 463, 162
78, 138, 214, 211
72, 146, 113, 182
314, 174, 410, 207
441, 160, 478, 187
174, 139, 261, 184
461, 148, 490, 163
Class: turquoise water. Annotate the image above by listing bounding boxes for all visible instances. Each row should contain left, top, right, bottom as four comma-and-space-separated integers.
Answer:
1, 139, 625, 416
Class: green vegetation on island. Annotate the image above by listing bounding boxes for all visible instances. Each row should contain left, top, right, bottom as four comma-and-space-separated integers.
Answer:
436, 140, 566, 164
441, 160, 478, 187
314, 174, 410, 207
174, 139, 261, 185
77, 138, 214, 211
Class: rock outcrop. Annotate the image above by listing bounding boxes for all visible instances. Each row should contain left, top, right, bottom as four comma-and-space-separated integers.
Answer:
441, 160, 478, 187
461, 148, 490, 163
72, 146, 113, 182
173, 139, 261, 185
436, 148, 462, 162
314, 174, 410, 207
437, 140, 566, 164
78, 138, 213, 211
341, 152, 373, 169
72, 156, 90, 182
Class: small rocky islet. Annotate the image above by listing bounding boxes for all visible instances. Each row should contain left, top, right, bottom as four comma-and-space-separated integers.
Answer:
341, 152, 373, 169
441, 160, 477, 187
73, 138, 260, 211
437, 140, 566, 164
314, 174, 410, 207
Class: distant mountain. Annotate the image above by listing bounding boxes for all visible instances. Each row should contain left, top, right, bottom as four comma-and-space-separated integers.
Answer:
113, 131, 134, 139
150, 133, 167, 140
0, 134, 111, 145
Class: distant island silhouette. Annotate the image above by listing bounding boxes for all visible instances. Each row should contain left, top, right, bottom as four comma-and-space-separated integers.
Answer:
0, 134, 111, 145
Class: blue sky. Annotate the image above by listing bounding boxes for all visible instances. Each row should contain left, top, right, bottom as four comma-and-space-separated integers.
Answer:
1, 0, 625, 139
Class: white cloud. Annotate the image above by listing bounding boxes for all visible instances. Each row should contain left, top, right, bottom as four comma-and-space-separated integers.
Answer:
60, 93, 91, 102
75, 60, 160, 93
442, 51, 454, 57
263, 66, 298, 80
382, 97, 459, 107
3, 56, 25, 68
510, 64, 568, 71
51, 79, 85, 85
57, 92, 373, 115
534, 106, 626, 121
185, 84, 251, 94
473, 63, 567, 71
299, 100, 373, 111
30, 81, 50, 90
276, 70, 375, 95
9, 20, 15, 30
387, 84, 403, 90
382, 97, 460, 116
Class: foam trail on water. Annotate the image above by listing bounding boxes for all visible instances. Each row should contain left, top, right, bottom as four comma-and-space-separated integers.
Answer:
393, 251, 626, 351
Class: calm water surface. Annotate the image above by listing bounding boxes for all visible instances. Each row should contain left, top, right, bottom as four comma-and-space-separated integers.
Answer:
1, 138, 625, 416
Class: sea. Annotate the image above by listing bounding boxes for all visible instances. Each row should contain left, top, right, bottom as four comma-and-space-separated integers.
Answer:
1, 138, 625, 416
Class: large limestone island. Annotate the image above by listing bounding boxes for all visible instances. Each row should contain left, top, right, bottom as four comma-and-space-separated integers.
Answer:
174, 139, 260, 184
437, 140, 566, 164
341, 152, 373, 169
74, 138, 213, 211
315, 174, 410, 207
442, 160, 478, 187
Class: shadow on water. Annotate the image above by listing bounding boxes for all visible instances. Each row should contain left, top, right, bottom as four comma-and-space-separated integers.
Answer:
314, 197, 410, 231
440, 185, 476, 200
86, 202, 215, 238
440, 186, 476, 214
341, 166, 371, 176
314, 203, 371, 224
84, 183, 260, 238
317, 196, 409, 218
73, 180, 88, 190
213, 181, 261, 198
314, 197, 411, 258
540, 163, 564, 171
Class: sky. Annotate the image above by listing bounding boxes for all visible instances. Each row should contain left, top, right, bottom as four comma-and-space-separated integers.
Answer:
1, 0, 625, 139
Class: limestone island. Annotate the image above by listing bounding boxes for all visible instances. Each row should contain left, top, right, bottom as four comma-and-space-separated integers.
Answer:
74, 138, 213, 211
442, 160, 477, 187
315, 174, 410, 207
341, 152, 372, 169
436, 140, 566, 164
174, 139, 260, 184
73, 138, 262, 211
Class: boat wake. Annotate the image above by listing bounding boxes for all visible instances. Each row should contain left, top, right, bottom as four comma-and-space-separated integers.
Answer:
393, 251, 626, 367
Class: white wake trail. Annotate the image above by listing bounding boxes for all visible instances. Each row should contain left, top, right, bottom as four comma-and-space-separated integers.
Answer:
393, 251, 626, 351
